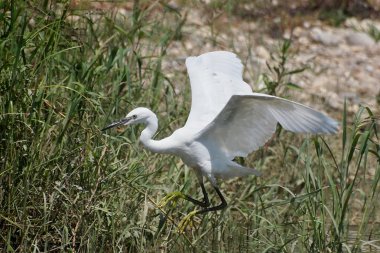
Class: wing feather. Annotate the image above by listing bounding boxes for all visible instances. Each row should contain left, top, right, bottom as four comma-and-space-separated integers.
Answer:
184, 51, 252, 134
197, 94, 338, 159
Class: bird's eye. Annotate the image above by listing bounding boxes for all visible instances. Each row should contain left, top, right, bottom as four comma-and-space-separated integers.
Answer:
132, 115, 137, 119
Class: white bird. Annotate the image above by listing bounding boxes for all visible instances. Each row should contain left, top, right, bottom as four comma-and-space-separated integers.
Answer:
102, 51, 338, 218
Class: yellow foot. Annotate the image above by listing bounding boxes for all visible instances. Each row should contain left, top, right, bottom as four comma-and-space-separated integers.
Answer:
177, 210, 198, 233
158, 191, 186, 208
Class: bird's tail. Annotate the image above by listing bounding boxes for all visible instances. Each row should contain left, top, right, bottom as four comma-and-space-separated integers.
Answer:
227, 161, 261, 178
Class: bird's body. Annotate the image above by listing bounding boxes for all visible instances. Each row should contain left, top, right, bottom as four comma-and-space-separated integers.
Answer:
140, 120, 261, 182
103, 51, 338, 217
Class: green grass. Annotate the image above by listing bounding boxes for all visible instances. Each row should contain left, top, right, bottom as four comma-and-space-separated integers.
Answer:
1, 1, 379, 252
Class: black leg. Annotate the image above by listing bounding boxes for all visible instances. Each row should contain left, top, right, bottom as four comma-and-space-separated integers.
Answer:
183, 182, 210, 208
177, 185, 228, 231
196, 186, 227, 214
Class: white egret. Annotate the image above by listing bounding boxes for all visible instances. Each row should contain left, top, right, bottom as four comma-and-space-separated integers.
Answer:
102, 51, 338, 222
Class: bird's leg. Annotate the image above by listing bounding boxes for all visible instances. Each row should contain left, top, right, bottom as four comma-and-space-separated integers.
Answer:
182, 181, 210, 208
178, 186, 227, 232
197, 186, 227, 214
159, 179, 210, 208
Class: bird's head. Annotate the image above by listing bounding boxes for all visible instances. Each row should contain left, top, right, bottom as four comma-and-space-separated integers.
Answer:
101, 107, 156, 131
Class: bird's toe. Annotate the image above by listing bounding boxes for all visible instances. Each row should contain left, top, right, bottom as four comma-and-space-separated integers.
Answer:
158, 191, 186, 208
177, 210, 198, 233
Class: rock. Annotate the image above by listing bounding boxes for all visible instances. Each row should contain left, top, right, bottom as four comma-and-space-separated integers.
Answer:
313, 75, 331, 90
298, 36, 310, 45
283, 30, 291, 39
326, 93, 341, 109
310, 27, 343, 46
293, 26, 303, 37
366, 65, 374, 72
345, 17, 380, 32
345, 31, 376, 47
297, 53, 316, 63
345, 17, 361, 29
256, 46, 270, 60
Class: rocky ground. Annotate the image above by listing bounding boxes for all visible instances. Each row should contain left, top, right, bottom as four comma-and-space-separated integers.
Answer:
288, 18, 380, 114
164, 3, 380, 120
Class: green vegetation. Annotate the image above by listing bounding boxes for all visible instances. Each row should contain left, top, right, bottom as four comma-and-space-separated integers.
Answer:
318, 9, 348, 27
1, 1, 379, 252
368, 24, 380, 42
261, 39, 306, 96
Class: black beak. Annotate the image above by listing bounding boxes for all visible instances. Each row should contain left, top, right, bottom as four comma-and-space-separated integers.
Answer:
101, 117, 132, 131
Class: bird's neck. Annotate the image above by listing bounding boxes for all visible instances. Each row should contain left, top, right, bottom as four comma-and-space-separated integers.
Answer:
139, 116, 169, 154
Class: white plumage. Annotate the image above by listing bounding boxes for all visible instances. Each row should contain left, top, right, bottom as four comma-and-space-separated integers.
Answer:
102, 51, 338, 214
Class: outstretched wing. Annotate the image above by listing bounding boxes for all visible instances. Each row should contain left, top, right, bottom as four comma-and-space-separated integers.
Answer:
197, 94, 338, 159
184, 51, 252, 134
